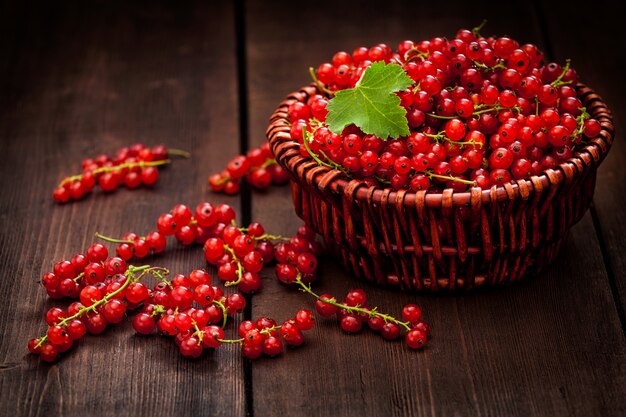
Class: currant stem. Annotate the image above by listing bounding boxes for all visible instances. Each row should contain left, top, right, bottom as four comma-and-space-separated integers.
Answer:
192, 323, 204, 345
215, 175, 232, 186
59, 159, 172, 187
479, 103, 521, 117
319, 150, 351, 175
302, 129, 335, 170
472, 19, 488, 37
535, 97, 540, 116
302, 127, 350, 176
403, 46, 429, 63
423, 131, 482, 149
213, 298, 229, 328
425, 113, 456, 120
294, 275, 412, 332
260, 158, 277, 169
471, 59, 506, 72
151, 304, 167, 317
551, 59, 572, 88
166, 148, 191, 159
217, 337, 244, 345
425, 171, 476, 186
571, 107, 591, 139
94, 232, 134, 245
216, 325, 282, 345
426, 102, 511, 120
223, 245, 244, 287
255, 233, 290, 242
35, 265, 169, 348
72, 272, 85, 282
309, 67, 335, 97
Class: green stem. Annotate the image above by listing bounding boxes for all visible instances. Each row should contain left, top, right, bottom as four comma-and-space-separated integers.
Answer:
403, 47, 429, 63
36, 265, 168, 348
72, 272, 85, 282
425, 171, 476, 186
570, 107, 591, 139
473, 106, 500, 116
151, 304, 167, 317
216, 325, 282, 345
215, 175, 231, 186
192, 323, 204, 345
472, 19, 487, 37
535, 97, 540, 116
167, 148, 191, 158
551, 59, 572, 88
217, 337, 244, 344
309, 67, 335, 97
223, 245, 244, 287
302, 127, 351, 176
426, 102, 512, 121
423, 132, 482, 149
294, 275, 412, 332
60, 159, 171, 187
471, 59, 506, 72
425, 113, 456, 120
318, 150, 351, 175
94, 232, 134, 245
256, 233, 290, 242
260, 158, 277, 169
213, 299, 229, 328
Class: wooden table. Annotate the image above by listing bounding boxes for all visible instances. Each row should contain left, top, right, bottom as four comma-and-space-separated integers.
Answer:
1, 1, 624, 416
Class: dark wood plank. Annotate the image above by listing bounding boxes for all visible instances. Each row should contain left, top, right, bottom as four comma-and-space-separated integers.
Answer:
0, 2, 245, 416
536, 0, 626, 332
245, 1, 626, 416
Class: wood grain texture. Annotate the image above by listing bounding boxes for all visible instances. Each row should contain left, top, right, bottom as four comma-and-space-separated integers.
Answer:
535, 0, 626, 332
1, 1, 626, 416
245, 1, 626, 416
0, 2, 245, 416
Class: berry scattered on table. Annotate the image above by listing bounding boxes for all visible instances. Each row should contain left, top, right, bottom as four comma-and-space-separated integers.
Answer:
30, 199, 429, 361
52, 143, 190, 204
274, 227, 430, 350
208, 143, 290, 195
30, 264, 170, 362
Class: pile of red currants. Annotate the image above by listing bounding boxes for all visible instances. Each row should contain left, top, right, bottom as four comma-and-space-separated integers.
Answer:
291, 24, 602, 192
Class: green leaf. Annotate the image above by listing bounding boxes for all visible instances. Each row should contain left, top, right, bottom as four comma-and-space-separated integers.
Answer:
325, 61, 413, 140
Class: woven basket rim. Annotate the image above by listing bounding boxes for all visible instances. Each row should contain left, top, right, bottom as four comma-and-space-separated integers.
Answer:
267, 83, 615, 208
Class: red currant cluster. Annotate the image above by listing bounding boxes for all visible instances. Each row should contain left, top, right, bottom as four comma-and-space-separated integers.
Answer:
31, 253, 315, 362
96, 202, 237, 260
208, 143, 290, 195
297, 24, 602, 191
274, 224, 322, 285
30, 263, 169, 362
52, 143, 190, 204
312, 289, 429, 349
270, 227, 430, 349
229, 309, 315, 360
96, 201, 294, 294
279, 259, 430, 350
202, 222, 317, 293
39, 242, 123, 299
128, 269, 260, 359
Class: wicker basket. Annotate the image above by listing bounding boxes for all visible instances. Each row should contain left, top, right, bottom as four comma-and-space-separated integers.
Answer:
266, 84, 615, 293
